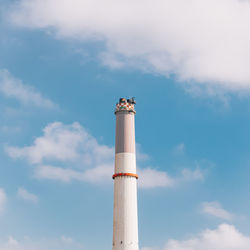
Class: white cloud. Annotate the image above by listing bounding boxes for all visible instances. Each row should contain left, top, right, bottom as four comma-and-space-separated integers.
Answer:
35, 164, 114, 184
35, 164, 203, 189
35, 165, 85, 182
82, 164, 113, 184
137, 167, 204, 189
163, 224, 250, 250
17, 187, 38, 203
6, 121, 203, 188
202, 201, 233, 221
9, 0, 250, 92
0, 189, 6, 214
138, 168, 175, 189
6, 122, 114, 165
0, 236, 84, 250
7, 121, 115, 184
0, 69, 55, 108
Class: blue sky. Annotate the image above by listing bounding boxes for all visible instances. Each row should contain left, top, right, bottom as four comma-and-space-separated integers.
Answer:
1, 0, 250, 249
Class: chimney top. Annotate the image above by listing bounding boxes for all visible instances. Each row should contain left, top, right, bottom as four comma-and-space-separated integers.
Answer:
115, 97, 136, 114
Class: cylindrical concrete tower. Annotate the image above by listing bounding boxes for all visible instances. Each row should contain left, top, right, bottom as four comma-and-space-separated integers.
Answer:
112, 97, 139, 250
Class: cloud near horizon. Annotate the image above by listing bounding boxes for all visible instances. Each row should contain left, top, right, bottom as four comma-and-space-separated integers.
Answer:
6, 122, 203, 189
8, 0, 250, 93
163, 224, 250, 250
143, 224, 250, 250
0, 236, 84, 250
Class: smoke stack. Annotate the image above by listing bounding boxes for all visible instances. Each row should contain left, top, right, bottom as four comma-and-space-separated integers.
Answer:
112, 98, 139, 250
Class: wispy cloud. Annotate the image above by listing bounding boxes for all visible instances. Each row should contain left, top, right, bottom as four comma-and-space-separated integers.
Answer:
6, 122, 205, 189
181, 168, 204, 182
136, 144, 150, 161
35, 165, 85, 183
9, 0, 250, 93
0, 69, 56, 109
202, 201, 233, 221
137, 167, 204, 189
138, 168, 175, 189
0, 188, 6, 214
34, 164, 113, 184
172, 143, 185, 155
17, 187, 38, 203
